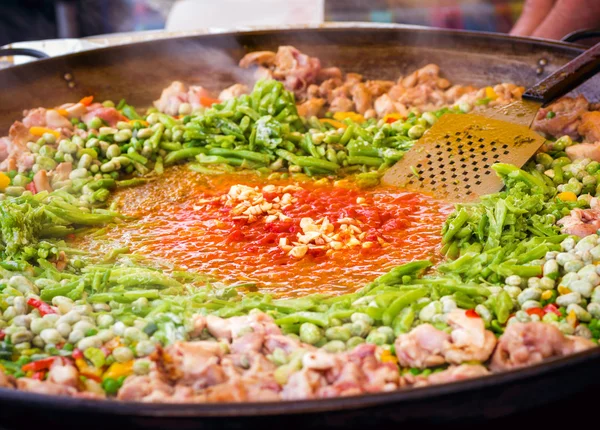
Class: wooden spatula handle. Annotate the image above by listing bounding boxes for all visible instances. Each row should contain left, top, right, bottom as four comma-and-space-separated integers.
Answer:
524, 42, 600, 106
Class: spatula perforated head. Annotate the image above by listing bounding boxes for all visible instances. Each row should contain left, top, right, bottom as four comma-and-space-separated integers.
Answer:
382, 113, 546, 202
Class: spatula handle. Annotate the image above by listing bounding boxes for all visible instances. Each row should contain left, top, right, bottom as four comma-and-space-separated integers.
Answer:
524, 42, 600, 106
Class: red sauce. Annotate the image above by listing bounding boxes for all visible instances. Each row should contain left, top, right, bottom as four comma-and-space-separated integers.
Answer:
75, 167, 452, 297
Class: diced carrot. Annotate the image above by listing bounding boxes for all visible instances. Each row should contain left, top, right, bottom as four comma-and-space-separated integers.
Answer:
56, 109, 69, 116
383, 113, 404, 124
526, 308, 545, 318
319, 118, 347, 129
557, 191, 577, 202
79, 96, 94, 106
465, 309, 479, 318
199, 96, 220, 107
333, 112, 365, 123
29, 127, 60, 138
103, 361, 134, 380
0, 173, 10, 191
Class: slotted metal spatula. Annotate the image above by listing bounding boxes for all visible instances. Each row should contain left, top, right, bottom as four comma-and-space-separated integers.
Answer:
382, 42, 600, 202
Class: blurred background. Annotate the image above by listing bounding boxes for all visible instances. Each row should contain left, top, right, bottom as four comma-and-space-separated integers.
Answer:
1, 0, 524, 46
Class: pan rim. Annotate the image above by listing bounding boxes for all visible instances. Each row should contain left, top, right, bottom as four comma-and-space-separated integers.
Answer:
0, 22, 589, 75
0, 23, 596, 418
1, 346, 599, 417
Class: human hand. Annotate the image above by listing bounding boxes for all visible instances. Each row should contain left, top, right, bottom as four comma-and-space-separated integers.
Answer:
510, 0, 600, 40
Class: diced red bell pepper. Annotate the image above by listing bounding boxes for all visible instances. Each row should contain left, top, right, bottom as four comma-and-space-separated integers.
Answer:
199, 96, 220, 107
465, 309, 480, 318
0, 330, 5, 341
79, 95, 94, 106
22, 357, 58, 372
25, 182, 37, 194
72, 349, 84, 360
31, 371, 46, 381
543, 304, 561, 316
27, 298, 57, 316
526, 308, 545, 318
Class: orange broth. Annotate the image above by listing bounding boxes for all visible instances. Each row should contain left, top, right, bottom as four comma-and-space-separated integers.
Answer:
75, 166, 453, 297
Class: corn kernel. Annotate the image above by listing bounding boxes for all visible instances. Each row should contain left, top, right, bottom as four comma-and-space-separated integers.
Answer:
558, 285, 571, 295
333, 112, 365, 123
381, 350, 398, 364
0, 172, 10, 191
541, 290, 553, 300
557, 191, 577, 202
485, 86, 498, 100
567, 310, 578, 326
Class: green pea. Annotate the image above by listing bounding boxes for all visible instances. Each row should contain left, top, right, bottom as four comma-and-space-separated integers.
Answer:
325, 326, 351, 342
299, 322, 322, 345
366, 330, 388, 345
407, 125, 425, 139
322, 340, 346, 353
346, 336, 365, 350
88, 117, 103, 130
101, 377, 120, 395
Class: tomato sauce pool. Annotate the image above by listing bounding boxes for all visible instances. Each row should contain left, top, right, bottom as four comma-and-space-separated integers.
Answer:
75, 166, 453, 297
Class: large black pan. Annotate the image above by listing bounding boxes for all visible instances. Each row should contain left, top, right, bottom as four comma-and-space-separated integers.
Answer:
0, 24, 599, 429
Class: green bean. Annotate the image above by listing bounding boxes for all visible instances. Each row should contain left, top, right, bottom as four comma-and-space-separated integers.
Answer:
208, 147, 272, 164
346, 155, 384, 167
299, 322, 322, 345
382, 288, 428, 326
147, 124, 164, 150
159, 141, 182, 152
275, 312, 329, 327
392, 306, 415, 335
371, 260, 432, 287
154, 155, 164, 175
125, 150, 148, 165
116, 178, 147, 188
442, 209, 470, 245
495, 290, 513, 324
164, 147, 207, 165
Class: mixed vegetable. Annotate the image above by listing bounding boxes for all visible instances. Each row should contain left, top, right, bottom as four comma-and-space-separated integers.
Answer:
0, 76, 598, 399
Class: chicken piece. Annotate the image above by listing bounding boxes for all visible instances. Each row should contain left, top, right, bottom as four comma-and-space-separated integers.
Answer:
33, 170, 52, 193
117, 372, 175, 402
45, 109, 72, 129
16, 378, 77, 397
239, 51, 277, 69
350, 83, 372, 115
566, 142, 600, 162
366, 80, 394, 98
241, 46, 321, 99
273, 46, 322, 97
374, 94, 408, 118
297, 98, 325, 117
317, 67, 343, 82
281, 368, 326, 400
47, 362, 79, 387
0, 369, 15, 389
219, 84, 249, 101
8, 121, 33, 148
395, 324, 449, 368
264, 333, 305, 355
189, 314, 207, 338
187, 85, 216, 110
491, 322, 595, 372
329, 96, 355, 113
534, 95, 589, 139
59, 102, 88, 119
413, 364, 490, 388
346, 343, 399, 392
83, 105, 127, 127
156, 342, 226, 390
153, 81, 188, 116
578, 111, 600, 143
443, 310, 496, 364
52, 162, 73, 182
557, 207, 600, 237
230, 332, 264, 355
22, 108, 47, 128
